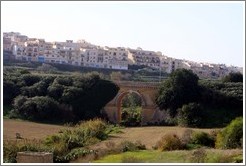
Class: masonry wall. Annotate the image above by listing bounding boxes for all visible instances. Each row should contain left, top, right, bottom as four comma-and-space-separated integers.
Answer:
16, 152, 53, 163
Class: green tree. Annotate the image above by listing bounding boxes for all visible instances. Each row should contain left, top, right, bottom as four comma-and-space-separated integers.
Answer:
177, 103, 204, 127
21, 74, 41, 86
215, 117, 243, 149
155, 69, 200, 117
21, 81, 50, 97
12, 96, 61, 122
121, 92, 142, 126
121, 107, 142, 126
47, 83, 65, 101
122, 92, 142, 108
3, 80, 20, 105
222, 72, 243, 83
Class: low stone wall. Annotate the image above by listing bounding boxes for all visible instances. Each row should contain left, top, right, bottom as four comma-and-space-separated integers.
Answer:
16, 152, 53, 163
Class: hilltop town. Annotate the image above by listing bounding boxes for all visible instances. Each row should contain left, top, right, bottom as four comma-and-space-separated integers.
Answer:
3, 32, 243, 79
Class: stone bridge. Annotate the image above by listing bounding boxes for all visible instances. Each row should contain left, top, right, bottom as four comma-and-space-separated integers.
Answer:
103, 81, 164, 125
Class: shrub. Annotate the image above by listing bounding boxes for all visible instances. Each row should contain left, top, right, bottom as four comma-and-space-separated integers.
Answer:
215, 117, 243, 149
43, 119, 111, 162
156, 133, 184, 151
21, 74, 41, 86
120, 107, 142, 127
12, 96, 61, 122
190, 131, 215, 147
119, 140, 146, 152
177, 103, 204, 127
222, 72, 243, 83
77, 118, 108, 140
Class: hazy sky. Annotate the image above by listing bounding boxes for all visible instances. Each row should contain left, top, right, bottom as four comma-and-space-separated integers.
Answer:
1, 1, 245, 67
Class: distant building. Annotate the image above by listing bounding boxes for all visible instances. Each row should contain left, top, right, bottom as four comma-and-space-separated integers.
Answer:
4, 31, 241, 77
128, 47, 161, 69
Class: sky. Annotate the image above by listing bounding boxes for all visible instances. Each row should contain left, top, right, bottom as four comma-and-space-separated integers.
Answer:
1, 1, 245, 67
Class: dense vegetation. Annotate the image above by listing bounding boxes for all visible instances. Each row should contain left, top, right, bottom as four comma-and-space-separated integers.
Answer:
215, 117, 243, 149
156, 69, 243, 128
3, 119, 123, 163
121, 93, 142, 126
222, 72, 243, 83
3, 67, 119, 123
3, 61, 243, 163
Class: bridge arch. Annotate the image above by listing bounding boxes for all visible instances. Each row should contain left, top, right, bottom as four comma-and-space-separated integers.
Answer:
115, 90, 146, 123
104, 81, 162, 125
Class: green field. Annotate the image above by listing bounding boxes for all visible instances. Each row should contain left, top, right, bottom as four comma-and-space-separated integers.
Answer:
93, 149, 243, 163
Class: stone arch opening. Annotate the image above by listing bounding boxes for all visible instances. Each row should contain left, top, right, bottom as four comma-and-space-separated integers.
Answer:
115, 90, 146, 123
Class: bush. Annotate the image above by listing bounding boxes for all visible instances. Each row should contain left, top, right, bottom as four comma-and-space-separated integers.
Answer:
121, 107, 142, 127
190, 131, 215, 147
215, 117, 243, 149
21, 74, 41, 86
222, 72, 243, 83
119, 140, 146, 152
156, 133, 184, 151
12, 96, 61, 122
44, 119, 110, 162
177, 103, 204, 127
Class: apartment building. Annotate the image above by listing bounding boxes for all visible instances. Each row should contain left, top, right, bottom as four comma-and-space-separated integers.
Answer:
80, 46, 128, 70
3, 32, 242, 77
3, 37, 12, 51
104, 47, 128, 70
128, 47, 161, 69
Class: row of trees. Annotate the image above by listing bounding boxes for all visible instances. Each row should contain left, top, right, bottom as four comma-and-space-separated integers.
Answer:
3, 66, 243, 127
155, 69, 243, 127
3, 68, 119, 123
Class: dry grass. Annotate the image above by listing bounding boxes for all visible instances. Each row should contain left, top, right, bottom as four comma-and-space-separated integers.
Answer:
88, 126, 217, 150
3, 119, 69, 140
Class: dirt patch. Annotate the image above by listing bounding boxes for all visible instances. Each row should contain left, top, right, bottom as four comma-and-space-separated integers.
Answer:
88, 126, 217, 150
3, 119, 68, 140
